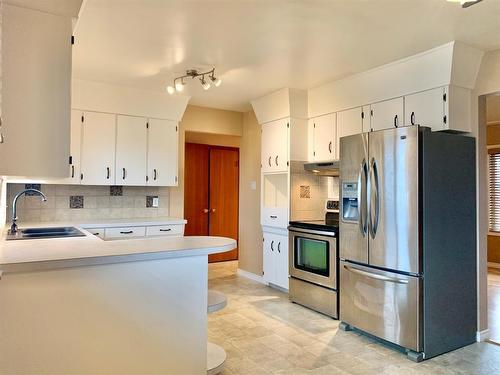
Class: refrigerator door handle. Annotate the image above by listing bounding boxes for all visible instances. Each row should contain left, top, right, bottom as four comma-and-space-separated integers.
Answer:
343, 264, 409, 284
369, 158, 380, 238
358, 159, 368, 236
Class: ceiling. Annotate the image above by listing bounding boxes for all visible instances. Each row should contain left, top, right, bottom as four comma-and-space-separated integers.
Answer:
73, 0, 500, 112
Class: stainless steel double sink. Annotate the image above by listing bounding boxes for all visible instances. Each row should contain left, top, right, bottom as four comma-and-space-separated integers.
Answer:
6, 226, 86, 240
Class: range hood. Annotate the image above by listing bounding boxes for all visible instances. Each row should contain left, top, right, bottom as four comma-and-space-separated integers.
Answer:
304, 161, 340, 176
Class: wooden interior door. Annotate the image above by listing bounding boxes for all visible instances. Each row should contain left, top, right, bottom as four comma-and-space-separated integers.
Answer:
184, 143, 209, 236
208, 148, 239, 262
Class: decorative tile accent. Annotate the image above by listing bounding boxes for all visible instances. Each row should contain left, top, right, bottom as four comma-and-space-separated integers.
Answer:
300, 185, 311, 199
69, 195, 84, 209
25, 184, 42, 195
110, 186, 123, 196
146, 196, 158, 208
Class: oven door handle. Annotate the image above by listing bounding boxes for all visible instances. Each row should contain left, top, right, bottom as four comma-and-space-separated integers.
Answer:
288, 228, 337, 237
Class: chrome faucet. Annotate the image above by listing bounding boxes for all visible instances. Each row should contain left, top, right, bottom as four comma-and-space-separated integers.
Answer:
9, 189, 47, 234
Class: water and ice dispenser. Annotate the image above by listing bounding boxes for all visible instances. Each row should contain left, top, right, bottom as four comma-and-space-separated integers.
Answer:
342, 182, 359, 222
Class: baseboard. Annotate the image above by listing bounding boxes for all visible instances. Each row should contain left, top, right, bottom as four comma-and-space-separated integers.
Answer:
477, 329, 490, 342
237, 268, 266, 284
488, 262, 500, 269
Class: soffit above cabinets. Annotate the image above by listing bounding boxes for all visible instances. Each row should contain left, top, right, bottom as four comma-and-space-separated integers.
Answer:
72, 0, 500, 112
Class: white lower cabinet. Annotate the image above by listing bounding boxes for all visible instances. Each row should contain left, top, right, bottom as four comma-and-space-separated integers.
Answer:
263, 230, 289, 290
104, 226, 147, 240
146, 224, 184, 237
86, 227, 105, 239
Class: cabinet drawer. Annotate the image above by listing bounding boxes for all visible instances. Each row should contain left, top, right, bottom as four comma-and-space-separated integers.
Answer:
146, 224, 184, 237
261, 207, 288, 228
86, 227, 105, 239
104, 226, 146, 240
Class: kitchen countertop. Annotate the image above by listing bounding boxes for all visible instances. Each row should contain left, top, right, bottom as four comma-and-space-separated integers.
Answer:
0, 219, 235, 274
9, 216, 188, 229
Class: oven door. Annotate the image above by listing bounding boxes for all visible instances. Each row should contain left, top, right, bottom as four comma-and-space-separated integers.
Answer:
288, 228, 337, 289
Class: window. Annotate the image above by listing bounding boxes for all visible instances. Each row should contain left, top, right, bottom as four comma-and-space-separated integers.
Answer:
489, 151, 500, 232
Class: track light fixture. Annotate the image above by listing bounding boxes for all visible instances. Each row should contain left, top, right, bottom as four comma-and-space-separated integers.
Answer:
446, 0, 483, 7
166, 68, 222, 94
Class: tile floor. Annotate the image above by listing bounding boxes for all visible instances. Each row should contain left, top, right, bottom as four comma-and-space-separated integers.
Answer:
488, 267, 500, 344
208, 261, 500, 374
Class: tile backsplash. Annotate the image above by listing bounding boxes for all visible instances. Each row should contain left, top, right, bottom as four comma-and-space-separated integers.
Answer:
290, 161, 339, 221
5, 184, 170, 223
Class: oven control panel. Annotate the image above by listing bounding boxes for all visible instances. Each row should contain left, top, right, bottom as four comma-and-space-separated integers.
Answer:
326, 200, 339, 211
342, 182, 359, 222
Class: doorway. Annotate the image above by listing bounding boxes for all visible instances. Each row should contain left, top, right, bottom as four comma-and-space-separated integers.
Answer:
485, 94, 500, 344
184, 143, 239, 262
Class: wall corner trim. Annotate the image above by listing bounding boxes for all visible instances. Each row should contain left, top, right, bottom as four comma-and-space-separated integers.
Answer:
237, 268, 266, 284
476, 329, 490, 342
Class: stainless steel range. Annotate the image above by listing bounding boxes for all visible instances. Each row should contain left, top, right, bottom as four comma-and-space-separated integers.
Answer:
288, 201, 339, 318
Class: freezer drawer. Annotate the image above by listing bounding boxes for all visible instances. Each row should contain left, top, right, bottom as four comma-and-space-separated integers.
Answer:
340, 261, 421, 352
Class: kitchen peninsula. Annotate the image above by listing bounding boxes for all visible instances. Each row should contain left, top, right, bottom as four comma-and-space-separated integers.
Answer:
0, 225, 236, 375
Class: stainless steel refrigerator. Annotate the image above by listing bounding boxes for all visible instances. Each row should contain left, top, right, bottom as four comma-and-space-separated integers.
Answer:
339, 126, 476, 362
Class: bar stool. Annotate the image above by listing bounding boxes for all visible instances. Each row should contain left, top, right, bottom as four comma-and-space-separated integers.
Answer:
207, 290, 227, 375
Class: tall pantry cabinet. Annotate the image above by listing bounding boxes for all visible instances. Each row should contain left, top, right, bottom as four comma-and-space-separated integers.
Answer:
252, 88, 308, 290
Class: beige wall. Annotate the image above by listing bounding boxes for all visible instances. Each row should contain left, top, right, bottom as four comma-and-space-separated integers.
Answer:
472, 49, 500, 333
185, 131, 240, 148
238, 111, 262, 275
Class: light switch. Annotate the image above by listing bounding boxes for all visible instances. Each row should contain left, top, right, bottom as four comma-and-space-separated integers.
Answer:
152, 197, 159, 208
250, 181, 257, 190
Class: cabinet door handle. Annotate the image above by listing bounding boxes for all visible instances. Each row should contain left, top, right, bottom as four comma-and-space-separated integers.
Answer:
328, 141, 332, 153
211, 208, 216, 213
275, 155, 279, 166
277, 242, 281, 253
270, 215, 278, 219
0, 133, 4, 144
203, 208, 209, 213
153, 168, 157, 180
92, 232, 100, 236
268, 156, 271, 167
271, 240, 274, 251
120, 230, 133, 235
159, 228, 172, 232
394, 115, 399, 128
71, 165, 75, 178
106, 167, 110, 179
410, 112, 415, 125
122, 168, 126, 180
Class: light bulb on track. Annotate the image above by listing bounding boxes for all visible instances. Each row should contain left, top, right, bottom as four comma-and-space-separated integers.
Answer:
166, 86, 175, 95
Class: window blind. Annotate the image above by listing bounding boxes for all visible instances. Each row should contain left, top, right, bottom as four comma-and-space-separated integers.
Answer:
489, 152, 500, 232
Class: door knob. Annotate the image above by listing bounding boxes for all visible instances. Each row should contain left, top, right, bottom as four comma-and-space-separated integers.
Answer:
203, 209, 209, 213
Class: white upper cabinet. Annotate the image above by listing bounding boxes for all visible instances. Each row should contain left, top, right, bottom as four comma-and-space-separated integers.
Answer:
116, 115, 148, 186
147, 119, 178, 186
404, 87, 445, 130
80, 111, 116, 185
310, 113, 336, 161
337, 107, 366, 156
68, 110, 83, 183
404, 86, 471, 132
369, 97, 404, 132
261, 119, 289, 173
0, 4, 73, 177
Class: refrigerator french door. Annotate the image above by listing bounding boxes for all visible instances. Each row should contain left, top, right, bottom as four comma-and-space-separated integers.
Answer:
339, 126, 422, 353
